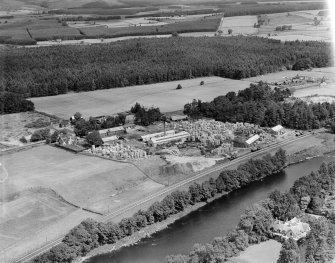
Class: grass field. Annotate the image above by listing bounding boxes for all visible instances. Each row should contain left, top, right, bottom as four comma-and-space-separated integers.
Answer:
1, 145, 162, 210
0, 188, 76, 250
228, 240, 282, 263
0, 144, 164, 261
218, 15, 258, 35
30, 76, 252, 119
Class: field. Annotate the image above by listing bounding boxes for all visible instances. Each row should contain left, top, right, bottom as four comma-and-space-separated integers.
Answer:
1, 145, 163, 210
78, 17, 220, 38
257, 10, 332, 42
218, 15, 258, 35
0, 145, 164, 261
228, 240, 282, 263
30, 76, 252, 119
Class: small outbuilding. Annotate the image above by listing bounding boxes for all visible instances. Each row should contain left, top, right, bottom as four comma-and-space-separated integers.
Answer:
99, 127, 125, 137
271, 125, 284, 135
170, 115, 188, 122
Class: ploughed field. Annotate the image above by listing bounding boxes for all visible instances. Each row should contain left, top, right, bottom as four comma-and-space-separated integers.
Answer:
30, 77, 252, 118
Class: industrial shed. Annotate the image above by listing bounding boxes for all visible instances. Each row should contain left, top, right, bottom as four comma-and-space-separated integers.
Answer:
149, 131, 190, 147
245, 134, 260, 145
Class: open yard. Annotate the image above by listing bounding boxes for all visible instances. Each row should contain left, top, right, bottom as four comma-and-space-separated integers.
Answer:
30, 76, 251, 119
228, 240, 282, 263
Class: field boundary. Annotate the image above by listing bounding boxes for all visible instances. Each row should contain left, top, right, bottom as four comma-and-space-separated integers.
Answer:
79, 151, 166, 186
0, 141, 45, 155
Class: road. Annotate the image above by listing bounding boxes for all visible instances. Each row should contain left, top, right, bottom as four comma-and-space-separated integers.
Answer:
12, 133, 312, 263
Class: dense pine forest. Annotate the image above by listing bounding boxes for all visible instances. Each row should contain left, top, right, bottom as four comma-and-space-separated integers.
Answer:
2, 36, 331, 99
184, 82, 335, 130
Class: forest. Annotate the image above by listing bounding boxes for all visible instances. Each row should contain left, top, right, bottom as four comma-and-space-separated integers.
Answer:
184, 82, 335, 130
31, 149, 287, 263
2, 37, 331, 99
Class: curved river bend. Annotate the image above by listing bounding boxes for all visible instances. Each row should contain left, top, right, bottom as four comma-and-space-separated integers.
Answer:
86, 153, 335, 263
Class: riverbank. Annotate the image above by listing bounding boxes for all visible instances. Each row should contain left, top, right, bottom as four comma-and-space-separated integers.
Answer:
287, 132, 335, 164
76, 192, 228, 263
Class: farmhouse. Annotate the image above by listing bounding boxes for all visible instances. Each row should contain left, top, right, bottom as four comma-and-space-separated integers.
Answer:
245, 134, 260, 145
149, 131, 190, 147
271, 125, 284, 135
98, 127, 125, 137
272, 217, 310, 241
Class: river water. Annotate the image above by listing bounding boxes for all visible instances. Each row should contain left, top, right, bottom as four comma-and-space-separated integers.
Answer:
86, 153, 335, 263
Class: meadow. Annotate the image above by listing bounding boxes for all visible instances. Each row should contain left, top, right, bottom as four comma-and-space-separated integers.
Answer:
30, 76, 252, 118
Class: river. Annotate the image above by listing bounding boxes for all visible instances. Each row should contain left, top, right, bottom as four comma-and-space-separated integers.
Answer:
86, 153, 335, 263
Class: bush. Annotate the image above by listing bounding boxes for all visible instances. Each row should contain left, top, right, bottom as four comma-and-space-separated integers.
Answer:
19, 136, 27, 143
25, 118, 51, 128
86, 131, 103, 146
176, 84, 182, 90
30, 128, 50, 142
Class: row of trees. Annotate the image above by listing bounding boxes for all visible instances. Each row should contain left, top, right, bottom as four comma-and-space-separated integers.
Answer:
31, 149, 287, 263
0, 92, 34, 114
167, 160, 335, 263
2, 37, 331, 99
184, 82, 335, 130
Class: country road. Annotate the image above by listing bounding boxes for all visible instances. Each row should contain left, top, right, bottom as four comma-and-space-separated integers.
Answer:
12, 133, 312, 263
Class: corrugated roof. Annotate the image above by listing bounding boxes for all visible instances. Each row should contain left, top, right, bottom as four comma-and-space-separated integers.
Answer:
246, 134, 260, 145
272, 125, 284, 132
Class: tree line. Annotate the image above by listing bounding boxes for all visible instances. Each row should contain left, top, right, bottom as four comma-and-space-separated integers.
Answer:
0, 92, 34, 114
184, 82, 335, 130
167, 160, 335, 263
2, 37, 331, 99
31, 149, 287, 263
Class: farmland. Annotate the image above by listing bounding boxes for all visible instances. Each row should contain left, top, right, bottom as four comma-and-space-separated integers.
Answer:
30, 76, 252, 118
218, 15, 258, 35
78, 17, 220, 38
0, 144, 163, 260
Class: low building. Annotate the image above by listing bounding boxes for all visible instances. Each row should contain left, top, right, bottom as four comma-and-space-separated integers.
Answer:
170, 115, 188, 122
245, 134, 260, 145
149, 131, 190, 147
272, 217, 310, 241
271, 125, 284, 135
58, 133, 77, 146
123, 123, 136, 133
141, 130, 175, 142
98, 127, 125, 137
102, 135, 118, 143
125, 114, 135, 124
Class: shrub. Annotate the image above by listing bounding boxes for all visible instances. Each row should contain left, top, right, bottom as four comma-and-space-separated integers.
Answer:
19, 136, 27, 143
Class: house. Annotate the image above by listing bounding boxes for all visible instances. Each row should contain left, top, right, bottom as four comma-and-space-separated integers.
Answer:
245, 134, 260, 145
271, 125, 284, 135
58, 132, 78, 146
98, 127, 125, 137
272, 217, 310, 241
149, 131, 190, 147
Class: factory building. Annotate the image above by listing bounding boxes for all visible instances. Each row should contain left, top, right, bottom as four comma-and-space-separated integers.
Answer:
149, 131, 190, 147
